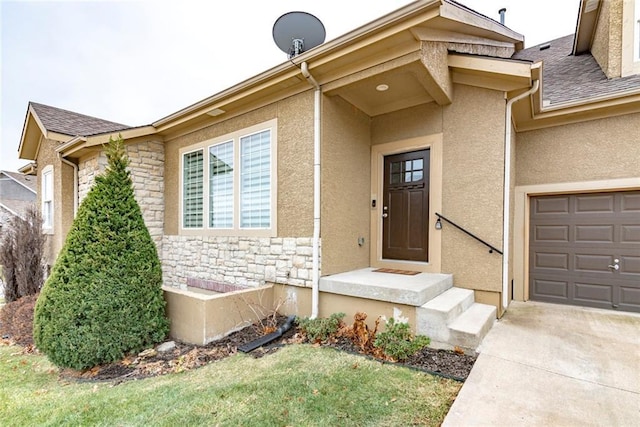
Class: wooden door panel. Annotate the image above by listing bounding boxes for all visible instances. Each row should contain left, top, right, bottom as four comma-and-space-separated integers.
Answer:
382, 149, 429, 262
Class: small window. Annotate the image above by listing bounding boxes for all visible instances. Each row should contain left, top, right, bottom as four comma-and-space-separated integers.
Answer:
182, 150, 204, 228
42, 165, 54, 229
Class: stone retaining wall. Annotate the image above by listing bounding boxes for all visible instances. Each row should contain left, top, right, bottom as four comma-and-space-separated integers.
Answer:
162, 235, 320, 289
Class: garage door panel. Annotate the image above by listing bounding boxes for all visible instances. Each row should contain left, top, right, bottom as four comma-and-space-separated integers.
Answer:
621, 193, 640, 211
531, 278, 568, 300
534, 225, 569, 243
530, 190, 640, 313
575, 194, 614, 213
533, 197, 570, 215
574, 254, 616, 273
534, 252, 569, 270
575, 225, 614, 243
621, 256, 640, 275
621, 225, 640, 243
620, 287, 640, 308
574, 282, 613, 305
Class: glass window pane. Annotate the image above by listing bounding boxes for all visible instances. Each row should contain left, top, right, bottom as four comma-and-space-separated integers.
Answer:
391, 162, 401, 173
405, 172, 412, 182
209, 141, 234, 228
390, 173, 401, 184
413, 170, 423, 181
405, 160, 412, 171
183, 150, 204, 228
240, 130, 271, 228
413, 159, 423, 170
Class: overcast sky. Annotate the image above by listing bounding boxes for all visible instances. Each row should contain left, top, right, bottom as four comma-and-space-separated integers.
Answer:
0, 0, 580, 172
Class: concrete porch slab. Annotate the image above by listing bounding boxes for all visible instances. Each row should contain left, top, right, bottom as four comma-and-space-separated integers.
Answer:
319, 268, 452, 306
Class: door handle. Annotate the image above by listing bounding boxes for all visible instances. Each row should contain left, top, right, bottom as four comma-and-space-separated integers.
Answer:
608, 264, 619, 271
382, 213, 388, 218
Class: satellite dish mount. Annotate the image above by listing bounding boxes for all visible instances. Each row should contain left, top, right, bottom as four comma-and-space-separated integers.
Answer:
273, 12, 326, 59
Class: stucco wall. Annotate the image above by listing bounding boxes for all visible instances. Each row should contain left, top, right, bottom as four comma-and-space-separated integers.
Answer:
591, 0, 623, 78
516, 112, 640, 186
163, 91, 315, 237
320, 95, 371, 276
36, 137, 74, 265
441, 85, 506, 293
371, 102, 443, 146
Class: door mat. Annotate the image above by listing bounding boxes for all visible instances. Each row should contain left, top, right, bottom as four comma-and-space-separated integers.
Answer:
372, 268, 420, 275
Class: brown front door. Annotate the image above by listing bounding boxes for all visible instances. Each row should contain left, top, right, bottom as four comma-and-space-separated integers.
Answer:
529, 191, 640, 313
382, 149, 430, 262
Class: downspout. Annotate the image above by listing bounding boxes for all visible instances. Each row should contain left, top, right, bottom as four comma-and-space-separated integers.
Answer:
58, 154, 78, 217
502, 79, 539, 310
301, 61, 321, 319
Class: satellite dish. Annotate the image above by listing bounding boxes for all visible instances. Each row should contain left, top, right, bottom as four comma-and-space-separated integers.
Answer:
273, 11, 326, 59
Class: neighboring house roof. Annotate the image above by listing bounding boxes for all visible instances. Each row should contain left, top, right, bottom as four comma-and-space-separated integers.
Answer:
29, 102, 131, 137
0, 199, 35, 220
0, 170, 37, 193
0, 171, 37, 221
513, 35, 640, 106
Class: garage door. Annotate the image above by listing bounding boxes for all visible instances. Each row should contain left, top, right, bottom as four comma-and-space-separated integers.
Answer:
529, 191, 640, 313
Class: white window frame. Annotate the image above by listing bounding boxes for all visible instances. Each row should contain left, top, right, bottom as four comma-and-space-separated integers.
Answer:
179, 119, 277, 237
41, 165, 54, 233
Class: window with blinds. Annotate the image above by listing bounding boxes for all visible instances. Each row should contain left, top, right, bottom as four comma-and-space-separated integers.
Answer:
209, 141, 234, 228
183, 150, 204, 228
179, 119, 276, 235
240, 130, 271, 228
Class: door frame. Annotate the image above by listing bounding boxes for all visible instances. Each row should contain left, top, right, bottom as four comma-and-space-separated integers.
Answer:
370, 133, 443, 272
513, 177, 640, 302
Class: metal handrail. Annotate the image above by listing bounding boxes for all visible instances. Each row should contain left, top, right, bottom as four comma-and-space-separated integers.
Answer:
435, 212, 503, 255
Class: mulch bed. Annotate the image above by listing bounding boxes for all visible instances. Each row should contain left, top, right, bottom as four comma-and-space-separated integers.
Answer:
2, 313, 476, 384
52, 316, 476, 384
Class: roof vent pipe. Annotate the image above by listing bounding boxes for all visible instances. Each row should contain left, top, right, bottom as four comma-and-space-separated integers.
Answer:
498, 8, 506, 25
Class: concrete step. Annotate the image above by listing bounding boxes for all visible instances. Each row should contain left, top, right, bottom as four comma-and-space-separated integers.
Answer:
448, 303, 497, 350
319, 268, 452, 306
415, 287, 475, 342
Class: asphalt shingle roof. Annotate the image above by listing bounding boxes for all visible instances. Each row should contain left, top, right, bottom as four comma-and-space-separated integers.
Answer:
30, 102, 131, 137
513, 35, 640, 105
0, 170, 36, 193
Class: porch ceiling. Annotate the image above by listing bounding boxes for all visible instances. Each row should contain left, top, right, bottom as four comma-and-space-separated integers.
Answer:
329, 62, 435, 117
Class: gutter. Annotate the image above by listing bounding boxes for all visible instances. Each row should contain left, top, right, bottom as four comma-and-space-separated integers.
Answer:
301, 61, 322, 319
502, 79, 539, 310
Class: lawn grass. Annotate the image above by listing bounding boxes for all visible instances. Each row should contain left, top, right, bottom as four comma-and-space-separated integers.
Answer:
0, 344, 461, 426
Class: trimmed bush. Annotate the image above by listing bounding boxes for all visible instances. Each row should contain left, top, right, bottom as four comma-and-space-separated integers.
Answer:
296, 313, 345, 342
374, 317, 430, 361
33, 137, 169, 370
0, 207, 45, 302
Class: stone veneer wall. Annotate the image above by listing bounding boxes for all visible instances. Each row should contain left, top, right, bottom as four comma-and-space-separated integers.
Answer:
77, 140, 164, 249
162, 236, 319, 289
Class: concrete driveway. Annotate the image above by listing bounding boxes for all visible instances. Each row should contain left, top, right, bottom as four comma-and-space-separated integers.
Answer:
444, 301, 640, 426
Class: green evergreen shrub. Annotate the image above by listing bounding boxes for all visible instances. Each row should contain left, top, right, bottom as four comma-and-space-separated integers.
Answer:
374, 317, 430, 361
33, 137, 169, 370
295, 312, 345, 342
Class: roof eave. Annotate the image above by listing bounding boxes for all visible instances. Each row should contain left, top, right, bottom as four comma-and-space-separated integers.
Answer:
153, 0, 523, 131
